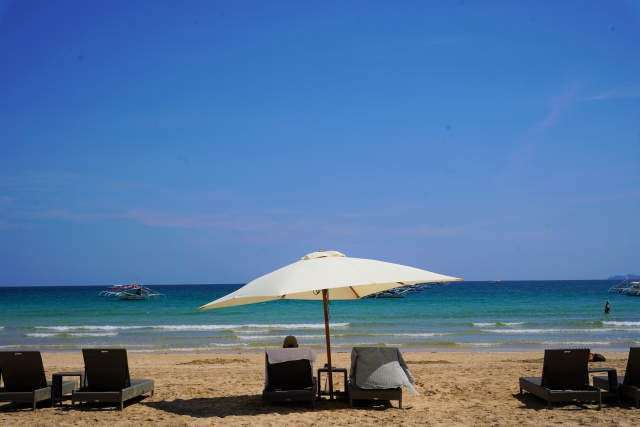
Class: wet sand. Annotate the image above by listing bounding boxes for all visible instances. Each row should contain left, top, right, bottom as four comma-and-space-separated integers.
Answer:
2, 351, 639, 426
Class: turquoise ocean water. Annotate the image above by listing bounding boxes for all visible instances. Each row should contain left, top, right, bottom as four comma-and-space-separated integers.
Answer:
1, 281, 638, 353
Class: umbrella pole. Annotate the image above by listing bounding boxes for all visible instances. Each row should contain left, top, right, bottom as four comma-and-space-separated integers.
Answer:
322, 289, 334, 399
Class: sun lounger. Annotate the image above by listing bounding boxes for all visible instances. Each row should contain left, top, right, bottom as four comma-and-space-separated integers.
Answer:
593, 347, 640, 408
262, 348, 317, 408
0, 351, 77, 410
348, 347, 418, 409
71, 349, 154, 410
519, 348, 601, 409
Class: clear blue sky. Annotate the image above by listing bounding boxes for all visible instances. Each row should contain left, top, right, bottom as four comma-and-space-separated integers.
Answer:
1, 0, 639, 286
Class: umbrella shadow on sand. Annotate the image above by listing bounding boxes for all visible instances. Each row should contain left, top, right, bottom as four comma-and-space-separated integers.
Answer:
142, 395, 348, 418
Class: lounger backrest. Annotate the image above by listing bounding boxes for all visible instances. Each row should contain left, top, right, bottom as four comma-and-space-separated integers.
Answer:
0, 351, 47, 392
623, 347, 640, 387
82, 349, 131, 390
541, 348, 590, 390
266, 355, 313, 390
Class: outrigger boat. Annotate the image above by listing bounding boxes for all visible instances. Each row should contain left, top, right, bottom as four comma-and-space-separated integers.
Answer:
626, 283, 640, 297
607, 277, 640, 294
367, 289, 407, 298
99, 283, 166, 300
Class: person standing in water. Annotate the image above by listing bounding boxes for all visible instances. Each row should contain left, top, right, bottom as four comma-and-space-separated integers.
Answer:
604, 300, 610, 314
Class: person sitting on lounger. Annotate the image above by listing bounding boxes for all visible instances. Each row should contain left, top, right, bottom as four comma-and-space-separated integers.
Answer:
283, 335, 298, 348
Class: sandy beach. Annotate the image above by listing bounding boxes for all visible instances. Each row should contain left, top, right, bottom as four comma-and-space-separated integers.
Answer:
2, 350, 639, 426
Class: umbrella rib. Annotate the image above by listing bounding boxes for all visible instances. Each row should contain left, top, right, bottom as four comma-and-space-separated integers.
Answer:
349, 286, 361, 299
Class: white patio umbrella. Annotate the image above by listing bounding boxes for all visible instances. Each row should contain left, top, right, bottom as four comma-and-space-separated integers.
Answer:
197, 250, 462, 398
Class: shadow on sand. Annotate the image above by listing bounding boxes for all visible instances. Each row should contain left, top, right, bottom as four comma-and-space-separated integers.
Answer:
142, 395, 390, 418
511, 392, 623, 411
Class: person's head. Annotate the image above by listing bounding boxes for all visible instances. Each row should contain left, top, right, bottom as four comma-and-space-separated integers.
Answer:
606, 300, 610, 305
283, 335, 298, 348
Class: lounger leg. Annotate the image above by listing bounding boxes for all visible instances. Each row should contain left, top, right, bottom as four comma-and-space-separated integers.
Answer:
119, 400, 124, 410
547, 400, 552, 409
519, 388, 523, 394
33, 398, 37, 411
399, 397, 402, 409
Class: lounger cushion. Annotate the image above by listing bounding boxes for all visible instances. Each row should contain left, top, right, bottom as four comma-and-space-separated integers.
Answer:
350, 347, 418, 395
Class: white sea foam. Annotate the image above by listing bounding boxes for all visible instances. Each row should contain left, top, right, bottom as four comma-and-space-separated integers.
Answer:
481, 328, 630, 334
210, 343, 249, 347
473, 322, 525, 327
26, 332, 118, 338
466, 342, 500, 347
69, 333, 118, 337
237, 334, 325, 340
603, 321, 640, 326
384, 333, 450, 338
35, 325, 145, 331
35, 323, 349, 332
539, 341, 614, 346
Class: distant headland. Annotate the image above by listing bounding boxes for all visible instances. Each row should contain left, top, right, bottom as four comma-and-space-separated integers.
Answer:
608, 274, 640, 280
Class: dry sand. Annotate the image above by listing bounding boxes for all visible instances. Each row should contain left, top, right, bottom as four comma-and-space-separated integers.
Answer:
2, 351, 639, 426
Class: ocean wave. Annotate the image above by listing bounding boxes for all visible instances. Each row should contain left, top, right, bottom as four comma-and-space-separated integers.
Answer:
538, 341, 615, 346
26, 332, 119, 338
36, 325, 145, 331
464, 342, 502, 347
382, 333, 450, 338
237, 334, 325, 340
603, 321, 640, 326
480, 328, 635, 334
472, 322, 526, 327
34, 323, 349, 332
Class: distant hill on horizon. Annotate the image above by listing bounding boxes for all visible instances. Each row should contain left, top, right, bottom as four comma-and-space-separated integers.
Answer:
608, 274, 640, 280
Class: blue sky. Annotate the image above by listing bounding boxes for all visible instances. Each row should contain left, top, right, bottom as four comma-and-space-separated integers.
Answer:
1, 0, 639, 286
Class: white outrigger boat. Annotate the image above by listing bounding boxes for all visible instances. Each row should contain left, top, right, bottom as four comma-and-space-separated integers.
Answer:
99, 283, 166, 300
626, 283, 640, 296
607, 277, 640, 294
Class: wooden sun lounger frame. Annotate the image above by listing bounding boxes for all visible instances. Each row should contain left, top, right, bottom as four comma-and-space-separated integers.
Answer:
71, 349, 154, 410
348, 385, 402, 408
0, 351, 77, 411
519, 348, 601, 409
593, 347, 640, 408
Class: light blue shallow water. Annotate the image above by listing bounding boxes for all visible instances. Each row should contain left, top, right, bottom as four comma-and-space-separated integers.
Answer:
1, 281, 638, 353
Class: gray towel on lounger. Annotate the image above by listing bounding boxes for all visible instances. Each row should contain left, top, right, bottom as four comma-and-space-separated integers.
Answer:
350, 347, 419, 395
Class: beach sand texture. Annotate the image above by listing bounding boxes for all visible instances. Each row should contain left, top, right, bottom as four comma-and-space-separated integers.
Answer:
2, 351, 639, 426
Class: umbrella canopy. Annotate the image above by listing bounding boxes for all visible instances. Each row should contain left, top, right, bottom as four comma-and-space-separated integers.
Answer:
197, 249, 462, 398
197, 250, 462, 310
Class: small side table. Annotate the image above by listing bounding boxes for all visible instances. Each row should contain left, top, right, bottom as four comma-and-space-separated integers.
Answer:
52, 371, 85, 406
589, 367, 619, 403
317, 367, 348, 400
